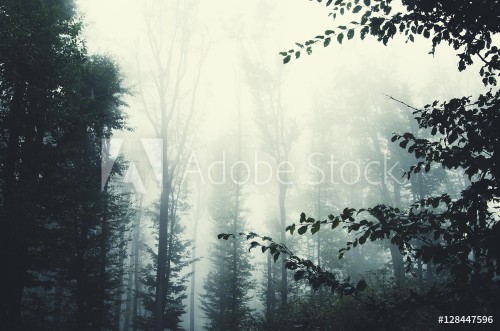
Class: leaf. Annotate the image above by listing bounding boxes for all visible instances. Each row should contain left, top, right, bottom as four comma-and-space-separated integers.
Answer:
347, 29, 354, 40
432, 198, 439, 208
298, 225, 308, 235
283, 55, 291, 64
294, 270, 305, 281
325, 30, 335, 35
311, 223, 320, 235
324, 37, 331, 47
295, 51, 300, 59
363, 0, 370, 6
353, 5, 362, 13
249, 241, 260, 251
337, 33, 344, 44
331, 219, 340, 230
273, 252, 281, 262
357, 279, 367, 291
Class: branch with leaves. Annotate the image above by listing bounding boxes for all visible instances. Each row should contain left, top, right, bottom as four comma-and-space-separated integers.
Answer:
217, 232, 366, 295
282, 0, 500, 86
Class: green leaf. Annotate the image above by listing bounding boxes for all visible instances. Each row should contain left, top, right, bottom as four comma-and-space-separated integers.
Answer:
353, 5, 362, 13
432, 198, 439, 208
337, 33, 344, 44
331, 219, 340, 230
294, 270, 305, 281
311, 223, 320, 235
273, 252, 280, 262
249, 241, 260, 251
363, 0, 370, 5
325, 30, 335, 35
357, 279, 367, 291
283, 55, 291, 64
347, 29, 354, 40
324, 37, 331, 47
298, 225, 308, 235
295, 51, 301, 59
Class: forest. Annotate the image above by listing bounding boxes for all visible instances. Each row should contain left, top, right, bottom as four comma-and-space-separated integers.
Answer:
0, 0, 498, 330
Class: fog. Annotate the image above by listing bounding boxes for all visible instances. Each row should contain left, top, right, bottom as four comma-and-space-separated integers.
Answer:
2, 0, 496, 330
77, 0, 481, 329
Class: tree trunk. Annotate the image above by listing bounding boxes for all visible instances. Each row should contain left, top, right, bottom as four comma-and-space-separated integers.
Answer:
279, 184, 288, 305
1, 81, 26, 330
154, 131, 170, 331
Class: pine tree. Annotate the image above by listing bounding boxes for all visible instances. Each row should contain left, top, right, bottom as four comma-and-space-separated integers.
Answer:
201, 152, 254, 331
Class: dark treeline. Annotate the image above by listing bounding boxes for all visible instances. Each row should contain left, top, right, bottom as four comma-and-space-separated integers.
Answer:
0, 1, 133, 330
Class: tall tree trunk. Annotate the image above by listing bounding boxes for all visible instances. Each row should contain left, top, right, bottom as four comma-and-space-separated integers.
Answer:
371, 131, 405, 285
124, 252, 133, 331
154, 157, 170, 331
114, 220, 127, 330
189, 189, 200, 331
1, 81, 27, 330
126, 195, 143, 331
266, 253, 275, 322
279, 184, 288, 305
154, 104, 170, 329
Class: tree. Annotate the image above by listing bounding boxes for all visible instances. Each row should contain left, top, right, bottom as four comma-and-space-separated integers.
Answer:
133, 1, 207, 328
243, 54, 299, 308
223, 0, 500, 325
202, 105, 255, 330
0, 1, 132, 329
202, 176, 255, 331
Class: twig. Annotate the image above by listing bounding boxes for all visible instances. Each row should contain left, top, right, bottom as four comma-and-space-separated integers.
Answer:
383, 94, 422, 112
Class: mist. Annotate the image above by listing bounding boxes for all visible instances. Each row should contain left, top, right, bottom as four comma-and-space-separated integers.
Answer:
1, 0, 498, 330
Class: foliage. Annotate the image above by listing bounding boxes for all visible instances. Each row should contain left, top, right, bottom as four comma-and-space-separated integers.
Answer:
202, 174, 255, 331
282, 0, 500, 86
0, 1, 132, 330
